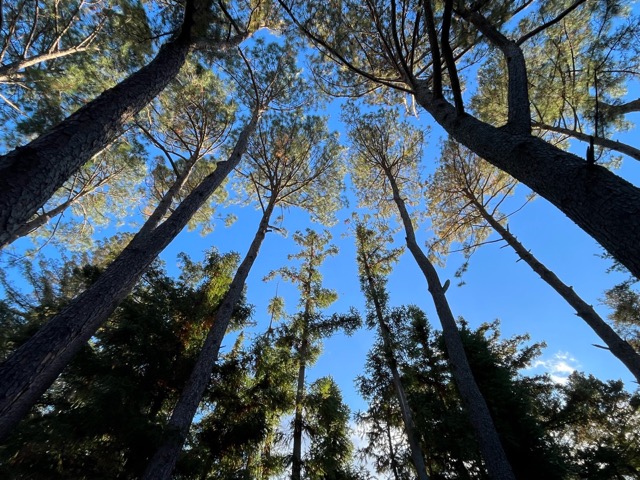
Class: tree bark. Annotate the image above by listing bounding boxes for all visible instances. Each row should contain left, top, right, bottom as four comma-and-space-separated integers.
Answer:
0, 0, 248, 248
361, 258, 430, 480
291, 340, 307, 480
142, 196, 276, 480
384, 168, 516, 480
469, 197, 640, 383
413, 84, 640, 281
0, 113, 260, 443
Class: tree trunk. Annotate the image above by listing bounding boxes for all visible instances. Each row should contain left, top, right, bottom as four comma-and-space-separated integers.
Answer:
291, 342, 307, 480
385, 407, 402, 480
384, 168, 516, 480
0, 0, 248, 248
142, 197, 277, 480
0, 113, 260, 442
361, 259, 430, 480
413, 85, 640, 280
470, 197, 640, 383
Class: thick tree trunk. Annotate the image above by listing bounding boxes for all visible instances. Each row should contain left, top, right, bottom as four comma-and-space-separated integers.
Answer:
361, 260, 430, 480
470, 197, 640, 383
385, 168, 515, 480
142, 197, 276, 480
0, 0, 247, 248
0, 113, 260, 442
413, 85, 640, 280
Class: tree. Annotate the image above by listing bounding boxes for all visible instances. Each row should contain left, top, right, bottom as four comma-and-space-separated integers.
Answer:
143, 105, 345, 479
278, 0, 640, 280
547, 372, 640, 479
346, 105, 515, 480
304, 376, 360, 480
426, 139, 640, 383
0, 0, 267, 248
472, 1, 640, 164
265, 229, 360, 480
354, 218, 430, 480
359, 314, 570, 479
0, 249, 250, 479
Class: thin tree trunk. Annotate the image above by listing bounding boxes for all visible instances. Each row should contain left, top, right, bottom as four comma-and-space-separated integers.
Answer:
142, 197, 277, 480
470, 197, 640, 383
385, 407, 402, 480
361, 258, 430, 480
384, 167, 516, 480
413, 85, 640, 281
0, 113, 260, 442
291, 341, 307, 480
0, 0, 247, 248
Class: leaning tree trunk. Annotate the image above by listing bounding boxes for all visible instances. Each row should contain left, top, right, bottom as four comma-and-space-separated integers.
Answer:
384, 168, 515, 480
142, 197, 277, 480
469, 196, 640, 383
0, 0, 247, 248
413, 84, 640, 281
361, 259, 430, 480
0, 113, 260, 443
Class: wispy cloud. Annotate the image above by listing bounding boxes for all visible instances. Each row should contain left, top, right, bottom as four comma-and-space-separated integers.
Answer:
529, 351, 579, 384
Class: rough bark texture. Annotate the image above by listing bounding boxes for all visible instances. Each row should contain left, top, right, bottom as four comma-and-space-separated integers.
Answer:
142, 198, 276, 480
0, 36, 192, 248
361, 258, 430, 480
385, 169, 515, 480
471, 198, 640, 383
414, 85, 640, 280
0, 114, 259, 442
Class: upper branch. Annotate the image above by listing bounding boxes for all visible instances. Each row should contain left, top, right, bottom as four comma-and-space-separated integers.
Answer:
455, 6, 530, 133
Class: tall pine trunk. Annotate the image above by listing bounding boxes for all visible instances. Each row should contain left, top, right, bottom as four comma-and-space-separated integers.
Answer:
0, 113, 260, 442
142, 197, 277, 480
0, 0, 247, 248
384, 167, 516, 480
360, 258, 430, 480
413, 88, 640, 280
469, 196, 640, 382
291, 314, 310, 480
291, 343, 307, 480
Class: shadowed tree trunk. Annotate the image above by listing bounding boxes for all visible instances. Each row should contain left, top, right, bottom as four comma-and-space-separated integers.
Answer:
0, 112, 260, 442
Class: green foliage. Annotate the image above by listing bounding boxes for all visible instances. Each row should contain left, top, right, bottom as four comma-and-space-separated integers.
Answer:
237, 112, 345, 225
136, 60, 237, 235
344, 105, 426, 221
304, 376, 360, 480
0, 249, 252, 479
425, 139, 520, 267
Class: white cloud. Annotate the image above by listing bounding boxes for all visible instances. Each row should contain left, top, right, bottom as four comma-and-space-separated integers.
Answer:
529, 351, 579, 384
